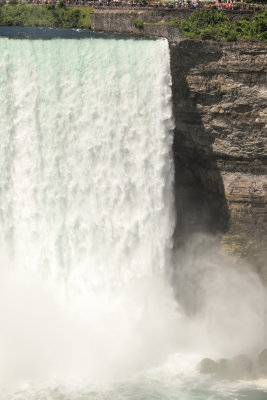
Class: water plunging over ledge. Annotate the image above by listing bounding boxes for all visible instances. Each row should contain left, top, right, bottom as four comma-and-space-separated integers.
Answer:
0, 27, 266, 400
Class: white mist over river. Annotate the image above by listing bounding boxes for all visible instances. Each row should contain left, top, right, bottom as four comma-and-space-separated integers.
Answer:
0, 28, 266, 399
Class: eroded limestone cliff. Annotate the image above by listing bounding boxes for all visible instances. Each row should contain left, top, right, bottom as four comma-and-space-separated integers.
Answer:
170, 39, 267, 279
92, 10, 266, 277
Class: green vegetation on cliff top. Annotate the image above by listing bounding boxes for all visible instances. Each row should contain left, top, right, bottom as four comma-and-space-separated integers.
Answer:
0, 4, 266, 42
164, 9, 267, 42
0, 2, 93, 29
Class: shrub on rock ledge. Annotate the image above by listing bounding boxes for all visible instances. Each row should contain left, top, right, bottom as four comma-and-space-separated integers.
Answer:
134, 18, 144, 30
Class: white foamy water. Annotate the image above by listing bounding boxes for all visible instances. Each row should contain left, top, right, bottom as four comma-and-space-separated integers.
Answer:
0, 31, 266, 400
0, 37, 174, 291
0, 35, 180, 386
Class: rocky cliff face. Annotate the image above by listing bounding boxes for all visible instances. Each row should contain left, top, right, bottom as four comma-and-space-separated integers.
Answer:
170, 39, 267, 279
92, 10, 267, 278
91, 9, 183, 41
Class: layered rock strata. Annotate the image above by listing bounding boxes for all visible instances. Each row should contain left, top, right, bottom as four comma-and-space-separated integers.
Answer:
170, 40, 267, 278
93, 10, 266, 276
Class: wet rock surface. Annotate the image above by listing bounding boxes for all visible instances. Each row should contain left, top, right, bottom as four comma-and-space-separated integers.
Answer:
199, 358, 219, 375
199, 350, 267, 380
258, 348, 267, 375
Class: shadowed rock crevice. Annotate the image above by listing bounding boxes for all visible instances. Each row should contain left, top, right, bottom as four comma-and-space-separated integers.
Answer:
199, 348, 267, 380
170, 40, 230, 246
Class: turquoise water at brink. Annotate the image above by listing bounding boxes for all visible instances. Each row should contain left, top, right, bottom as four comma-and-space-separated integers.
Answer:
0, 27, 266, 399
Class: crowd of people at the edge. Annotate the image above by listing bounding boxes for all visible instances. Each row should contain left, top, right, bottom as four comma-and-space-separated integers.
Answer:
3, 0, 267, 11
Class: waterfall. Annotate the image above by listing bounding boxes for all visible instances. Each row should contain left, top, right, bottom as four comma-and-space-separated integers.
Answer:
0, 37, 174, 290
0, 35, 179, 383
1, 31, 267, 399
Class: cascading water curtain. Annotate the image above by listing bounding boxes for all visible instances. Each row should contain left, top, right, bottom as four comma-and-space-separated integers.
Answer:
0, 36, 178, 383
